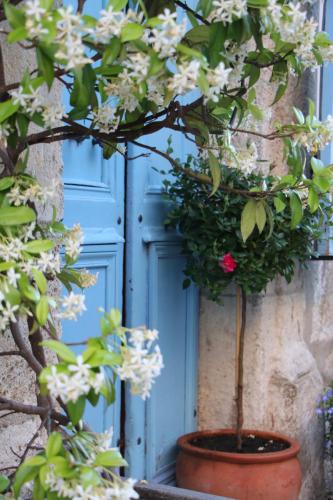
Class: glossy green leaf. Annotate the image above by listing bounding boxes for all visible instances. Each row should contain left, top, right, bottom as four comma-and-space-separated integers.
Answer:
0, 206, 36, 226
0, 476, 9, 494
46, 432, 62, 459
67, 397, 85, 426
24, 239, 54, 254
289, 192, 303, 229
121, 23, 144, 42
256, 201, 267, 233
208, 151, 221, 196
0, 99, 19, 123
36, 296, 49, 326
241, 199, 257, 242
41, 340, 76, 363
94, 450, 127, 468
32, 269, 48, 294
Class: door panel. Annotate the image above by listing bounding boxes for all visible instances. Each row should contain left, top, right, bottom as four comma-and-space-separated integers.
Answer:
61, 245, 123, 437
125, 130, 199, 483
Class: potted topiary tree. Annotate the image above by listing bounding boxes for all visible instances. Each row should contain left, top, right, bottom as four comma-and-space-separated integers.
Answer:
166, 156, 333, 499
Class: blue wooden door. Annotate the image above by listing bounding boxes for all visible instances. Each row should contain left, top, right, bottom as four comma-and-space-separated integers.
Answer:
320, 0, 333, 255
62, 0, 199, 482
125, 129, 199, 483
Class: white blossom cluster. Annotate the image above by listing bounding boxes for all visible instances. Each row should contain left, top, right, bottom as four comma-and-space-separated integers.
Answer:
143, 8, 187, 59
93, 105, 120, 134
208, 0, 247, 24
45, 467, 138, 500
24, 0, 50, 38
7, 178, 59, 206
295, 115, 333, 152
57, 292, 86, 321
45, 355, 104, 404
117, 327, 164, 400
93, 6, 143, 43
266, 0, 333, 69
63, 224, 84, 260
11, 85, 65, 127
0, 290, 19, 332
225, 141, 259, 175
55, 6, 92, 70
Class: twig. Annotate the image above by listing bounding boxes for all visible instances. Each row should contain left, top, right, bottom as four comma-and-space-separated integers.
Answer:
235, 286, 247, 451
0, 410, 16, 420
18, 414, 49, 466
174, 1, 210, 25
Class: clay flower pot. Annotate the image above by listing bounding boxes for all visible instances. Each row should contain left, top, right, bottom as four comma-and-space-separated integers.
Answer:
176, 429, 302, 500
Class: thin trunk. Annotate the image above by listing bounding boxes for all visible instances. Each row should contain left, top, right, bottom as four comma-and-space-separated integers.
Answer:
235, 286, 247, 451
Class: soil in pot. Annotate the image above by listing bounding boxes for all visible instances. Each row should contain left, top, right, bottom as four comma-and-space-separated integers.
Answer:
191, 433, 289, 454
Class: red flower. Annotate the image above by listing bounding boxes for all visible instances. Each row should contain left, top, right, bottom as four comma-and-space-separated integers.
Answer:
219, 253, 237, 273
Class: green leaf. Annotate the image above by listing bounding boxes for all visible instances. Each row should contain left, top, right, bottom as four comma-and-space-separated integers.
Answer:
23, 456, 46, 467
24, 239, 54, 254
256, 201, 267, 233
121, 23, 144, 42
0, 177, 14, 191
0, 476, 9, 494
109, 308, 121, 329
4, 2, 26, 29
36, 47, 54, 89
289, 192, 303, 229
208, 151, 221, 196
0, 206, 36, 226
41, 340, 76, 363
109, 0, 128, 10
308, 187, 319, 213
0, 261, 15, 271
273, 196, 286, 213
94, 450, 127, 468
13, 465, 39, 499
46, 432, 62, 459
241, 199, 257, 242
0, 99, 19, 123
293, 107, 305, 124
36, 296, 49, 326
7, 26, 28, 44
67, 397, 85, 426
32, 269, 48, 294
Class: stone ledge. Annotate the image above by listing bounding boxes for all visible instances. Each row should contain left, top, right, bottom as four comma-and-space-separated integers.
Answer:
135, 482, 234, 500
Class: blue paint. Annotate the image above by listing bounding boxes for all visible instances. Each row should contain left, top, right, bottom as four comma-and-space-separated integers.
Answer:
125, 126, 199, 483
62, 0, 199, 482
320, 2, 333, 254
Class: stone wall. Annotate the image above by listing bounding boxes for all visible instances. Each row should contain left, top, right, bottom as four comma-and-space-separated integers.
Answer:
0, 36, 63, 470
197, 3, 332, 499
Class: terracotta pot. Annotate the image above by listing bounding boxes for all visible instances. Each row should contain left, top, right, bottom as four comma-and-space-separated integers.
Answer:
176, 429, 302, 500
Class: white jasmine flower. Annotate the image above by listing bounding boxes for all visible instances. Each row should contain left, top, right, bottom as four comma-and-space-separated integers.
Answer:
63, 224, 84, 260
58, 292, 86, 321
68, 355, 90, 378
208, 0, 247, 24
7, 268, 20, 287
93, 105, 120, 134
94, 6, 127, 41
123, 52, 150, 83
55, 6, 92, 70
206, 62, 232, 102
42, 103, 65, 128
168, 60, 200, 96
11, 85, 43, 115
144, 9, 187, 59
117, 328, 163, 400
37, 252, 61, 275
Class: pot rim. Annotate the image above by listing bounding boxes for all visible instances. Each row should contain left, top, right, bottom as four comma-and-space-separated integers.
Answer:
177, 428, 301, 465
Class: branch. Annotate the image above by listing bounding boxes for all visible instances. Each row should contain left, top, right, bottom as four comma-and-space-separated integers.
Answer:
9, 321, 43, 375
0, 397, 68, 426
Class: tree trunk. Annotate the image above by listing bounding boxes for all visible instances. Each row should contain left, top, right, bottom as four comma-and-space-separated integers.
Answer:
235, 286, 247, 451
